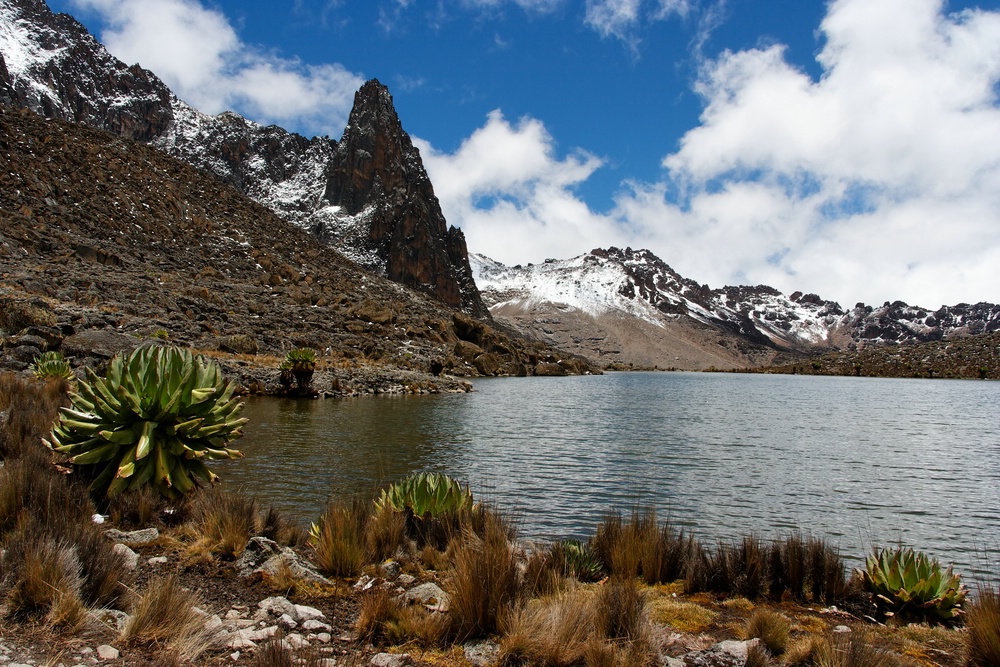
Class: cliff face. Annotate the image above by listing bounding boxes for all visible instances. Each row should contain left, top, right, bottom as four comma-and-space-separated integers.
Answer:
0, 0, 486, 317
324, 81, 488, 317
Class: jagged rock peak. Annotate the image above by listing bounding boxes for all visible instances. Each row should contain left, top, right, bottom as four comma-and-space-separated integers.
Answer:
324, 78, 489, 318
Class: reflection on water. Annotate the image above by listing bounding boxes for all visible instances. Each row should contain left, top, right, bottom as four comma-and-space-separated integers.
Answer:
218, 372, 1000, 576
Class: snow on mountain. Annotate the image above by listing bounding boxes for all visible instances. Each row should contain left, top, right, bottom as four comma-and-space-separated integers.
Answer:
473, 248, 1000, 354
0, 0, 487, 316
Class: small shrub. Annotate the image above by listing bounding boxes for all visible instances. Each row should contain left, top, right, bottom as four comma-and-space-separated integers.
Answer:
281, 348, 316, 391
46, 346, 246, 499
107, 486, 166, 528
30, 351, 74, 383
811, 632, 902, 667
375, 472, 474, 548
862, 546, 967, 624
355, 587, 403, 643
746, 608, 790, 656
745, 643, 775, 667
150, 329, 170, 340
447, 507, 521, 641
500, 590, 595, 666
2, 530, 83, 620
384, 606, 450, 647
595, 576, 649, 643
967, 586, 1000, 666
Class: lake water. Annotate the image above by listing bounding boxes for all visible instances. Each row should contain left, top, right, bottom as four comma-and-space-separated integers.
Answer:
218, 372, 1000, 577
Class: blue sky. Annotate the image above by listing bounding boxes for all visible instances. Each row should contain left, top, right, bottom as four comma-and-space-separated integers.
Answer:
49, 0, 1000, 308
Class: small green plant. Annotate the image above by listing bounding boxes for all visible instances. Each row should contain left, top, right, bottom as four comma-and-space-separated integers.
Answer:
281, 348, 316, 391
30, 351, 74, 383
862, 546, 967, 623
150, 329, 169, 340
45, 346, 246, 499
746, 608, 790, 656
375, 472, 474, 518
559, 539, 604, 582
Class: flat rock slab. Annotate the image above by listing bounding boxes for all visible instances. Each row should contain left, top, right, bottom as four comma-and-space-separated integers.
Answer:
105, 527, 159, 545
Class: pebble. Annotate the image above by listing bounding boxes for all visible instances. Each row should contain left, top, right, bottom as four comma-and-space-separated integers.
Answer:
96, 645, 119, 660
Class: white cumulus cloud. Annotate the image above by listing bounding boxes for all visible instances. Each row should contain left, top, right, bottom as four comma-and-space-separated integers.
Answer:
70, 0, 364, 136
415, 110, 619, 264
428, 0, 1000, 308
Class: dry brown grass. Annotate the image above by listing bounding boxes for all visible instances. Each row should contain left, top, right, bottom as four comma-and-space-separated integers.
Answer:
745, 608, 791, 656
500, 588, 597, 665
648, 595, 718, 633
447, 507, 521, 641
312, 496, 370, 578
122, 575, 213, 663
355, 586, 403, 643
967, 586, 1000, 666
191, 486, 258, 559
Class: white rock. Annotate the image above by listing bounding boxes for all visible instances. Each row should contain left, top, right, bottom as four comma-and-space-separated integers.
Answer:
284, 633, 309, 649
247, 626, 279, 643
302, 619, 333, 632
293, 604, 326, 622
258, 596, 296, 619
833, 625, 852, 634
370, 653, 413, 667
147, 556, 168, 565
112, 543, 139, 570
204, 615, 223, 632
314, 632, 332, 643
96, 645, 120, 660
278, 613, 297, 629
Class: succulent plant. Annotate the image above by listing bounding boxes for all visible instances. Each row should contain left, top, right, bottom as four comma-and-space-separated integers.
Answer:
560, 539, 604, 582
30, 351, 75, 383
45, 346, 246, 499
374, 472, 474, 518
862, 546, 968, 623
281, 348, 316, 391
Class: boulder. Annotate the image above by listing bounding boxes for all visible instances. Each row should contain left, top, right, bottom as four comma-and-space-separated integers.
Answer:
534, 362, 567, 377
62, 329, 141, 360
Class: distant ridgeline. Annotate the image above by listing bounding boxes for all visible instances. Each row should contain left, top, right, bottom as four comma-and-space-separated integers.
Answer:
1, 0, 997, 376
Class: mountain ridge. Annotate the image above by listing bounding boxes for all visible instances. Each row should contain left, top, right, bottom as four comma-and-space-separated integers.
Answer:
0, 0, 487, 316
473, 248, 1000, 370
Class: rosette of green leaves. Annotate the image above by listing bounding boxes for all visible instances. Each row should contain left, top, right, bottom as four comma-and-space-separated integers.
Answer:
374, 472, 474, 518
560, 540, 604, 582
863, 546, 968, 623
283, 347, 316, 370
30, 351, 74, 382
45, 346, 246, 499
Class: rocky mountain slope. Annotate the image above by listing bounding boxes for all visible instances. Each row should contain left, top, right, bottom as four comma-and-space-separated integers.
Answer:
0, 105, 596, 386
0, 0, 486, 317
473, 249, 1000, 370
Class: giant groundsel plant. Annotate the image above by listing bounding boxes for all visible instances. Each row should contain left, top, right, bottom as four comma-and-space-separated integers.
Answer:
46, 346, 246, 499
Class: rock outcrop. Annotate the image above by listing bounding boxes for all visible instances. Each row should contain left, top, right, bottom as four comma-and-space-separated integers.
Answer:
0, 0, 486, 317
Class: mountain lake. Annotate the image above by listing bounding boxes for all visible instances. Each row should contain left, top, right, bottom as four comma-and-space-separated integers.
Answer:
220, 371, 1000, 578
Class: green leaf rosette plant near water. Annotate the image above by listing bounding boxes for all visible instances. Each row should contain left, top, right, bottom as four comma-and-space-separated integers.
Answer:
30, 350, 75, 383
45, 346, 246, 499
374, 471, 474, 518
862, 546, 968, 624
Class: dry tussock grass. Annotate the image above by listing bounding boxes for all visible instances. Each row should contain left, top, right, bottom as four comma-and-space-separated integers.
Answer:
967, 587, 1000, 666
648, 596, 718, 633
745, 608, 791, 656
313, 497, 370, 578
122, 575, 213, 663
447, 508, 521, 641
191, 486, 258, 559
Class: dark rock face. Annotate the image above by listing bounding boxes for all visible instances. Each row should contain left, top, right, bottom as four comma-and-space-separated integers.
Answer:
0, 0, 487, 317
0, 0, 174, 141
325, 81, 488, 318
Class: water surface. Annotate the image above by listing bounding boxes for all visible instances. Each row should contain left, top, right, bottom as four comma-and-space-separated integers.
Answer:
219, 372, 1000, 575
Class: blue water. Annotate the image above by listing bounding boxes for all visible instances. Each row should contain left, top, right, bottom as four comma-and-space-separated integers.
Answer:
219, 372, 1000, 577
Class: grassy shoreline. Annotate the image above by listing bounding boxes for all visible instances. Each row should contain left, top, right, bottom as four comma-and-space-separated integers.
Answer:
2, 371, 998, 666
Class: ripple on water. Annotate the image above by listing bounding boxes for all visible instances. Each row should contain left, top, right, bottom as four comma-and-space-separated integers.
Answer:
222, 372, 1000, 578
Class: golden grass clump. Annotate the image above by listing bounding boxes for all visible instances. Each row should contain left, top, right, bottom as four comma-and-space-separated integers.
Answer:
648, 597, 718, 633
784, 632, 902, 667
967, 586, 1000, 666
745, 608, 791, 657
191, 486, 258, 559
447, 507, 521, 641
122, 575, 213, 663
500, 589, 597, 666
355, 586, 403, 643
312, 497, 370, 578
